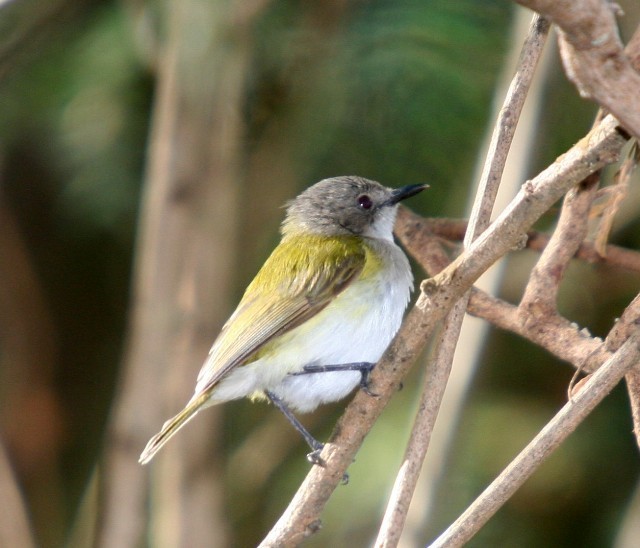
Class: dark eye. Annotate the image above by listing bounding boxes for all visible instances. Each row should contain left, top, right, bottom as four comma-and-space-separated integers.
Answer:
357, 194, 373, 209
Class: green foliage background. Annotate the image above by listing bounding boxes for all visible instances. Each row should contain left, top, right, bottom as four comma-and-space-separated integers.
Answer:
1, 1, 638, 546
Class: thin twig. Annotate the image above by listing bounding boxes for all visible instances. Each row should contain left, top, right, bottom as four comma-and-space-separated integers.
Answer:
375, 14, 550, 547
593, 145, 637, 256
626, 369, 640, 450
519, 173, 599, 315
470, 287, 609, 372
527, 231, 640, 273
605, 293, 640, 450
518, 169, 601, 399
375, 302, 465, 548
467, 13, 551, 238
398, 209, 640, 545
429, 331, 640, 547
406, 217, 640, 274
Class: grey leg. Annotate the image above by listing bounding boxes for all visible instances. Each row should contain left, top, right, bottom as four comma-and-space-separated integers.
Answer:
265, 390, 325, 465
290, 362, 378, 396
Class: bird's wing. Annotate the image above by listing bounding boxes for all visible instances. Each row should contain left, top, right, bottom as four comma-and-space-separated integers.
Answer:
194, 235, 366, 396
139, 235, 366, 464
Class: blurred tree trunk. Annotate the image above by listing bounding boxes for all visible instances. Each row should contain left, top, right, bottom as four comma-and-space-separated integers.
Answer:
96, 1, 261, 545
0, 199, 63, 547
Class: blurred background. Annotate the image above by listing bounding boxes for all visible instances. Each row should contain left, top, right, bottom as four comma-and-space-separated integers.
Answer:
1, 0, 639, 546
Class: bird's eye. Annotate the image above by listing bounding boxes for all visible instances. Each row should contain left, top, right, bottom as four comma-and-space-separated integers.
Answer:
357, 195, 373, 210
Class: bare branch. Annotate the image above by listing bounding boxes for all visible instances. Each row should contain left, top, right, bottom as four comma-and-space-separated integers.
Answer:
398, 204, 640, 545
418, 217, 640, 274
528, 230, 640, 273
397, 206, 612, 374
593, 146, 637, 256
514, 0, 640, 138
517, 168, 601, 392
468, 14, 551, 237
473, 289, 608, 369
423, 116, 624, 301
605, 293, 640, 449
375, 302, 465, 548
429, 331, 640, 547
375, 14, 550, 547
520, 173, 599, 314
626, 369, 640, 450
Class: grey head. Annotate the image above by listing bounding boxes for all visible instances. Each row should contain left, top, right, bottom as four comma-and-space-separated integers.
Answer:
282, 176, 427, 240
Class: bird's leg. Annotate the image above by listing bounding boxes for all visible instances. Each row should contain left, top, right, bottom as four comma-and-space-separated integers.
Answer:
290, 362, 378, 397
265, 390, 325, 466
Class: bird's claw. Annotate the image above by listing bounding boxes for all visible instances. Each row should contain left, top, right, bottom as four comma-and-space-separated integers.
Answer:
359, 365, 379, 398
307, 448, 326, 467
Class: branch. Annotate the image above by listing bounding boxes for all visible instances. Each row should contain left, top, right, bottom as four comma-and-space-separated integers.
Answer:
375, 14, 550, 547
419, 116, 624, 311
626, 369, 640, 449
398, 173, 640, 546
605, 293, 640, 449
514, 0, 640, 139
528, 230, 640, 273
429, 330, 640, 547
418, 217, 640, 274
593, 144, 637, 256
260, 114, 628, 547
467, 13, 551, 238
519, 173, 599, 316
398, 202, 640, 435
516, 167, 601, 379
397, 207, 612, 374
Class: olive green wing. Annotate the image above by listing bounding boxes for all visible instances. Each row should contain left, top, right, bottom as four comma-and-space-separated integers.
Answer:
194, 236, 366, 395
139, 236, 366, 464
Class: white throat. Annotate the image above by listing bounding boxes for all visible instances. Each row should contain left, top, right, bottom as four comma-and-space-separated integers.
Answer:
363, 205, 398, 241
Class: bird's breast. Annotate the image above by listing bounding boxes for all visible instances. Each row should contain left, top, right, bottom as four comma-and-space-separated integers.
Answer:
263, 239, 413, 412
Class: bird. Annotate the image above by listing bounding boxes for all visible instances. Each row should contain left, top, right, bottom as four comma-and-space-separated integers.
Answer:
139, 175, 427, 465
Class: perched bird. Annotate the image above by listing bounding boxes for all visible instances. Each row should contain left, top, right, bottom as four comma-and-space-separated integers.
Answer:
139, 176, 427, 464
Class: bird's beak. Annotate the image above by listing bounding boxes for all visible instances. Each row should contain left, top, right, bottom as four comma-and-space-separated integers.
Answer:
386, 183, 429, 206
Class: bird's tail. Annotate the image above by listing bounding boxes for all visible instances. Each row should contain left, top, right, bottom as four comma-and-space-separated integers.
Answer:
139, 392, 211, 464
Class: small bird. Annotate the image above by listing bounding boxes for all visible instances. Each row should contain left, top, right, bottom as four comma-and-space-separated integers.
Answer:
139, 176, 427, 464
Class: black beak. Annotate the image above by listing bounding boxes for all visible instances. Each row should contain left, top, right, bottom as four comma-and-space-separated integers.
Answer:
386, 183, 429, 206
